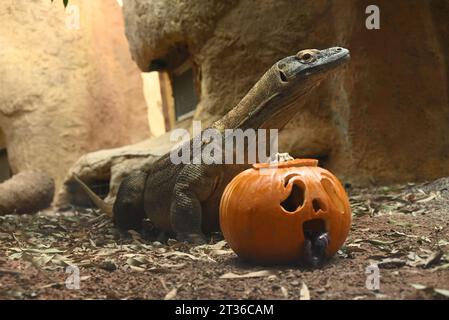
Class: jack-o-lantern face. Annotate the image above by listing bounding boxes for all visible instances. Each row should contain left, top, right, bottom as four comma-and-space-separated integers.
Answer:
219, 158, 351, 264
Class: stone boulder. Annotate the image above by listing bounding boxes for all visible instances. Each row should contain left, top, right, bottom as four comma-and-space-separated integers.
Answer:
122, 0, 449, 184
0, 0, 151, 194
56, 132, 176, 208
0, 171, 55, 215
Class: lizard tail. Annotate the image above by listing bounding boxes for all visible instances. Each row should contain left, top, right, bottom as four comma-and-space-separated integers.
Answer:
72, 174, 113, 218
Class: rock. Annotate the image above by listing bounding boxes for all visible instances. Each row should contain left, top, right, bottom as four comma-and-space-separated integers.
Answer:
122, 0, 237, 71
56, 132, 177, 207
122, 0, 449, 184
0, 171, 55, 215
0, 0, 150, 194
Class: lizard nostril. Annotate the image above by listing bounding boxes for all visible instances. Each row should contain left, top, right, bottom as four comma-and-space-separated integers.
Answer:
279, 70, 288, 82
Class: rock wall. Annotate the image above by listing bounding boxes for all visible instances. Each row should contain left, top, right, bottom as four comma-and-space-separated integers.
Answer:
0, 0, 150, 192
122, 0, 449, 184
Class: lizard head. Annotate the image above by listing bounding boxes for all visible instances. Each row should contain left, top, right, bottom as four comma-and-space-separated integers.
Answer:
276, 47, 350, 86
214, 47, 350, 131
249, 47, 350, 130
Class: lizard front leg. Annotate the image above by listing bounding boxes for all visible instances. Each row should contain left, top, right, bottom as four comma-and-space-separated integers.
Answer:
170, 164, 217, 244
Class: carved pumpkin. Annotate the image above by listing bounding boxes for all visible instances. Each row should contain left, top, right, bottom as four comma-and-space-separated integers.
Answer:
219, 158, 351, 264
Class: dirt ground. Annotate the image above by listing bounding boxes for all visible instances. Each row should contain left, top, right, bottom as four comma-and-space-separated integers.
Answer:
1, 178, 449, 300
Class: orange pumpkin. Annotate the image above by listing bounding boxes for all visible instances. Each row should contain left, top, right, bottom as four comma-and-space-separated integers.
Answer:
219, 158, 351, 264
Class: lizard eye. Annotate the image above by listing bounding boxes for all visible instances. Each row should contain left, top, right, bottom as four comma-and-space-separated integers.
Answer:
296, 49, 319, 63
298, 52, 316, 63
301, 53, 312, 60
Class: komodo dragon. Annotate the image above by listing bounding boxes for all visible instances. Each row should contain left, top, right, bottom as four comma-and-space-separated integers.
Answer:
74, 47, 350, 265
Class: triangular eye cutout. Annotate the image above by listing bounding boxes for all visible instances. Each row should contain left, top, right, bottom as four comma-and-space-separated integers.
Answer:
321, 177, 345, 213
312, 198, 326, 213
283, 173, 300, 187
281, 179, 305, 212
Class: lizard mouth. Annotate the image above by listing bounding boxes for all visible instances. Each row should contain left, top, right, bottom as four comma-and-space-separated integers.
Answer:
302, 47, 350, 76
277, 47, 350, 83
302, 218, 329, 267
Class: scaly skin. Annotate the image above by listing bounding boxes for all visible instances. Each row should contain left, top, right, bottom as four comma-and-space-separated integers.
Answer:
75, 47, 350, 263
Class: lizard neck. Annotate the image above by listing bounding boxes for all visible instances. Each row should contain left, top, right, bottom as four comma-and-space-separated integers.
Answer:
212, 68, 283, 131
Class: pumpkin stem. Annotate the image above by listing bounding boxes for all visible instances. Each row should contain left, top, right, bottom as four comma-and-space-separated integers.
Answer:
269, 152, 294, 163
252, 157, 319, 169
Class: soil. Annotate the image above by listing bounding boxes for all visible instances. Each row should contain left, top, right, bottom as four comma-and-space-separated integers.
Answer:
0, 179, 448, 300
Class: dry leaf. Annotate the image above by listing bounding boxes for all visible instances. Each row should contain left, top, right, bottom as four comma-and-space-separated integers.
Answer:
300, 282, 310, 300
280, 286, 289, 299
163, 251, 199, 260
419, 236, 432, 244
160, 262, 187, 269
416, 194, 436, 203
0, 268, 22, 275
25, 248, 64, 254
431, 263, 449, 272
164, 288, 178, 300
96, 249, 120, 256
409, 283, 427, 290
38, 282, 65, 289
388, 218, 419, 228
378, 258, 406, 269
347, 243, 366, 253
32, 254, 54, 267
220, 270, 272, 279
196, 240, 227, 251
211, 249, 233, 256
129, 265, 146, 272
364, 239, 397, 246
434, 288, 449, 298
51, 254, 74, 267
0, 232, 11, 240
424, 250, 443, 268
390, 231, 407, 237
126, 257, 149, 269
8, 252, 23, 260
